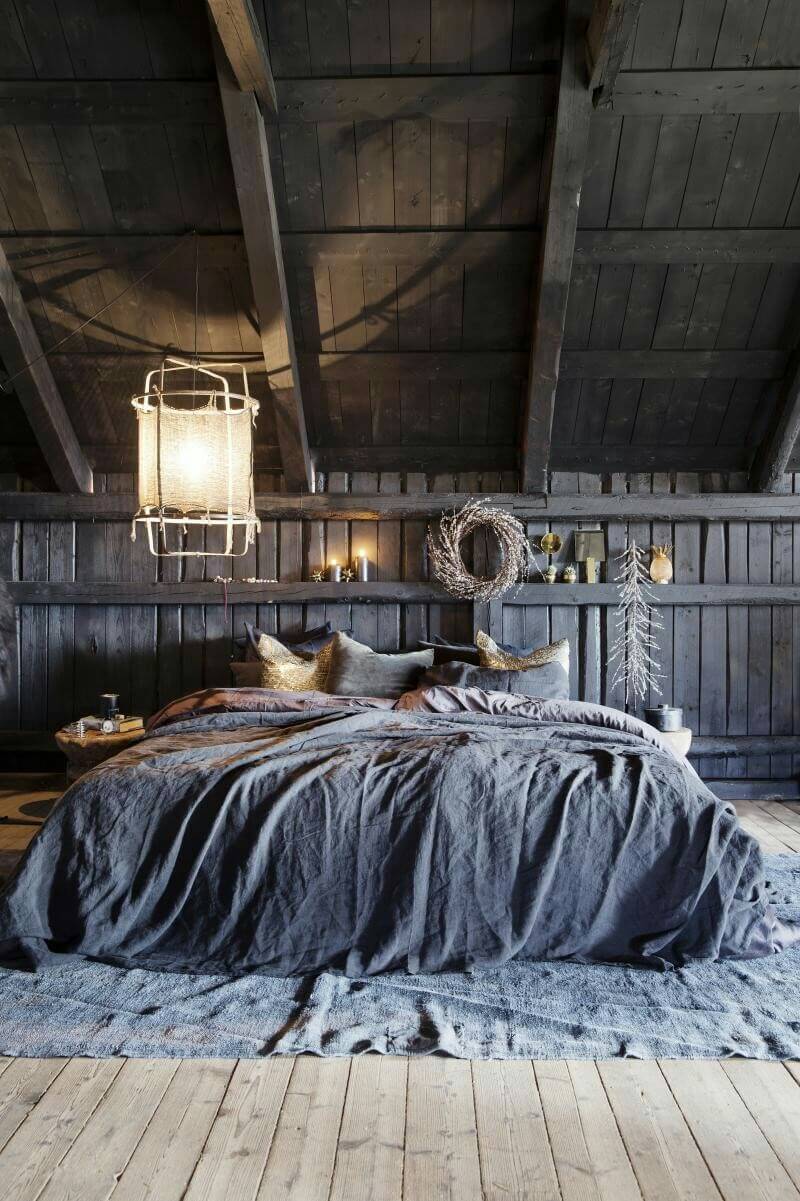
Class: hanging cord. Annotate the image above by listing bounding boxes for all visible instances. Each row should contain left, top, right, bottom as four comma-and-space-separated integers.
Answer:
192, 231, 199, 403
0, 230, 197, 394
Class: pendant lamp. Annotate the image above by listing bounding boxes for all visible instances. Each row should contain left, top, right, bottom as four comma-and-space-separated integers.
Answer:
131, 356, 260, 557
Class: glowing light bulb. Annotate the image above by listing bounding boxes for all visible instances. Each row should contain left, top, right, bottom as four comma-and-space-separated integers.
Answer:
176, 438, 210, 481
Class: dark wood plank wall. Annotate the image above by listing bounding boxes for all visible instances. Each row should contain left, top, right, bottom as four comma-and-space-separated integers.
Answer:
1, 468, 799, 789
2, 0, 800, 476
1, 0, 800, 792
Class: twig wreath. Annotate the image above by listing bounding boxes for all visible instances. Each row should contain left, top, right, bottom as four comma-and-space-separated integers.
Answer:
427, 499, 535, 601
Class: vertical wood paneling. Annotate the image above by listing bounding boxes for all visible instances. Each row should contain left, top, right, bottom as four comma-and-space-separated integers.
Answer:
603, 474, 628, 710
46, 516, 74, 732
747, 520, 773, 778
549, 472, 579, 700
649, 472, 673, 712
673, 473, 701, 735
403, 472, 428, 648
19, 517, 48, 730
350, 472, 379, 648
771, 477, 794, 778
699, 488, 727, 777
0, 474, 20, 729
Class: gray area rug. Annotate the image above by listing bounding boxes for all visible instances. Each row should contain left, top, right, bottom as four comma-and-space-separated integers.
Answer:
0, 854, 798, 1061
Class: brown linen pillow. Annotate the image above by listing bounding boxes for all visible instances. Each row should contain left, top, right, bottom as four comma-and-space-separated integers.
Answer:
230, 661, 263, 687
255, 633, 334, 692
477, 630, 570, 673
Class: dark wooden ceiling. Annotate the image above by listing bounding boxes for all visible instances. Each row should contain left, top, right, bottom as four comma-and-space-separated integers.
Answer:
1, 0, 800, 487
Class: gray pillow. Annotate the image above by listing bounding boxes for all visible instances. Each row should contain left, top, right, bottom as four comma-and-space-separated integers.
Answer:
326, 633, 434, 700
418, 659, 569, 702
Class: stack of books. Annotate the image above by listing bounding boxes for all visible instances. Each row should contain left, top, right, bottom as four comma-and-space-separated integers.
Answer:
65, 715, 144, 737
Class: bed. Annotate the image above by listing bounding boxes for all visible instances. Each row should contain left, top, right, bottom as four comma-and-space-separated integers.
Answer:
0, 685, 796, 975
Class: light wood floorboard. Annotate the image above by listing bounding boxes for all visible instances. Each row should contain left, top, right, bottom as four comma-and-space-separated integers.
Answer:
0, 780, 798, 1199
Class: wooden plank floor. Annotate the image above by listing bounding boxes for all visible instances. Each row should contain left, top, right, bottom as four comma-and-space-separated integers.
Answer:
0, 775, 799, 1200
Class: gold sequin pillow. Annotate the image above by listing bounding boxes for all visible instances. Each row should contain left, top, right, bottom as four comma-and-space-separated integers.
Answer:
255, 633, 333, 693
476, 630, 570, 673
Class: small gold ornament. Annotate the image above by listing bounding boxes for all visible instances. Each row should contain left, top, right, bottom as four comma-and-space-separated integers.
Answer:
340, 566, 355, 582
539, 532, 563, 556
311, 569, 325, 583
649, 544, 673, 585
562, 564, 576, 583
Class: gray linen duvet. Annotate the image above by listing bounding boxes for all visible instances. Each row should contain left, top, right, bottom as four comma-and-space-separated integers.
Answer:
0, 687, 796, 974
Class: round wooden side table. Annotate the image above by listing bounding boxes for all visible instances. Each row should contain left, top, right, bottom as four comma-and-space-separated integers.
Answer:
658, 727, 692, 759
56, 727, 145, 783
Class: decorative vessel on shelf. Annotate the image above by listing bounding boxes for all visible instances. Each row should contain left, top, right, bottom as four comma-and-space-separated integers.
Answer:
649, 544, 673, 585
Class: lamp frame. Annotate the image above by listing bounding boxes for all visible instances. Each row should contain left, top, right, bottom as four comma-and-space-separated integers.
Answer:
131, 356, 261, 558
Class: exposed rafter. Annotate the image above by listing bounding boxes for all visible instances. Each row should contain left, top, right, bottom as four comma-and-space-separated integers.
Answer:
9, 229, 800, 268
520, 0, 594, 494
206, 0, 276, 115
0, 243, 92, 494
750, 356, 800, 492
586, 0, 643, 106
608, 69, 800, 115
0, 67, 797, 125
212, 30, 313, 491
8, 491, 800, 524
307, 349, 785, 381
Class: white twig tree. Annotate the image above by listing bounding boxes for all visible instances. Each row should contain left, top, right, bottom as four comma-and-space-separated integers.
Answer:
607, 542, 663, 704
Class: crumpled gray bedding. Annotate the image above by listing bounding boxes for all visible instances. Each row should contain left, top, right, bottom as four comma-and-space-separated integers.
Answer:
0, 690, 796, 975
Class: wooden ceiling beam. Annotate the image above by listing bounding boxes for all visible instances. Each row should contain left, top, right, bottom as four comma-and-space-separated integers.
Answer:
749, 356, 800, 492
551, 445, 750, 472
0, 80, 222, 124
25, 348, 786, 382
8, 229, 800, 267
574, 229, 800, 265
586, 0, 644, 106
608, 69, 800, 115
275, 74, 555, 122
1, 69, 797, 126
313, 446, 517, 473
206, 0, 276, 115
7, 491, 800, 523
299, 349, 785, 382
0, 243, 92, 494
0, 75, 554, 125
520, 0, 595, 494
212, 35, 313, 491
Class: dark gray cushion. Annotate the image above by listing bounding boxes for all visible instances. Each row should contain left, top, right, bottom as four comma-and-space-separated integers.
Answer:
418, 639, 480, 666
418, 635, 552, 667
418, 659, 570, 702
236, 622, 351, 662
326, 633, 434, 700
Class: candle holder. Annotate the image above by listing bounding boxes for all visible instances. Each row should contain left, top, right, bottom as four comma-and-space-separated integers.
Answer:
355, 550, 369, 582
329, 561, 342, 583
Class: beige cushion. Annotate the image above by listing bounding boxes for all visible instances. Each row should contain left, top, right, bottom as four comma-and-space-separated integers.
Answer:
477, 630, 570, 673
254, 633, 333, 692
